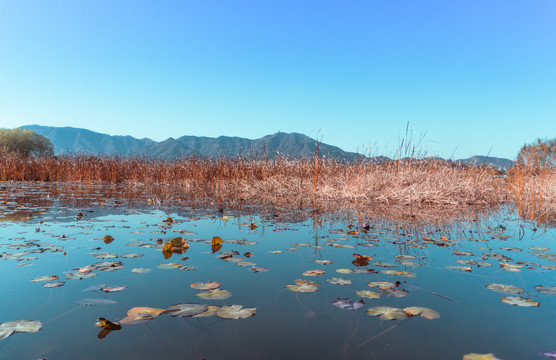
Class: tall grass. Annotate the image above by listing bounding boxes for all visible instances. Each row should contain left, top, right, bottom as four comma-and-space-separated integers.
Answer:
506, 162, 556, 224
0, 153, 507, 208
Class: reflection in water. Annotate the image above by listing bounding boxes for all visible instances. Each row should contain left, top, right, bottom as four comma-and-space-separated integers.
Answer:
0, 183, 554, 359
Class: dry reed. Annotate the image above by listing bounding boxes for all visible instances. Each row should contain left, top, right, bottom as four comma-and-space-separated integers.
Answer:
0, 153, 508, 208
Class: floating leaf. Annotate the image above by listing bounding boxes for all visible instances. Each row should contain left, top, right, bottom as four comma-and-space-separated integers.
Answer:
43, 281, 65, 288
0, 320, 42, 340
453, 251, 474, 256
499, 262, 522, 272
165, 303, 209, 317
102, 286, 127, 293
500, 296, 539, 307
486, 284, 524, 294
356, 290, 381, 299
336, 268, 354, 274
95, 317, 121, 331
530, 246, 550, 251
380, 288, 409, 298
534, 285, 556, 296
192, 305, 220, 318
332, 298, 365, 310
286, 279, 320, 293
216, 305, 256, 319
103, 235, 114, 244
65, 271, 97, 280
120, 253, 143, 259
196, 289, 232, 300
120, 307, 165, 325
366, 306, 408, 320
463, 354, 501, 360
191, 281, 220, 290
211, 236, 222, 253
31, 275, 59, 282
500, 247, 522, 252
158, 263, 181, 269
373, 261, 397, 268
367, 281, 397, 290
303, 269, 325, 277
120, 313, 153, 325
403, 306, 440, 319
249, 266, 269, 273
381, 270, 416, 277
538, 351, 556, 359
326, 277, 352, 285
314, 260, 334, 265
76, 298, 117, 306
446, 265, 472, 272
352, 268, 377, 274
127, 307, 165, 317
131, 268, 151, 274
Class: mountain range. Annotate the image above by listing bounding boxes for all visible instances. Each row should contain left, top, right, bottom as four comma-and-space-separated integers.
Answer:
19, 125, 515, 169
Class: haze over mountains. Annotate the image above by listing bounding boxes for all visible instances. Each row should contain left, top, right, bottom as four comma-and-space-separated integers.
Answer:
19, 125, 515, 169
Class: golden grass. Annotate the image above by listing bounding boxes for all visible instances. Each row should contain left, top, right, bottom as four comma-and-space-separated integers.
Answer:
0, 153, 553, 223
506, 163, 556, 224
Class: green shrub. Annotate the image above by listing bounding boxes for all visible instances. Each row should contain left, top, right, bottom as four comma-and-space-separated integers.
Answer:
0, 129, 54, 157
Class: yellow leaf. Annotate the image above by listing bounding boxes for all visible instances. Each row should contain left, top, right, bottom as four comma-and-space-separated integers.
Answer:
212, 236, 223, 253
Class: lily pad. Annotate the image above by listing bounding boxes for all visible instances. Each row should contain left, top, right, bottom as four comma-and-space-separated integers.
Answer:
446, 265, 472, 272
192, 305, 220, 318
463, 354, 501, 360
196, 289, 232, 300
499, 262, 522, 272
367, 281, 397, 289
249, 266, 269, 273
500, 296, 539, 307
486, 284, 524, 294
216, 305, 257, 319
356, 290, 381, 299
380, 288, 409, 298
336, 268, 354, 274
303, 269, 325, 276
403, 306, 440, 319
31, 275, 59, 282
43, 281, 65, 288
314, 260, 334, 265
381, 270, 416, 277
191, 281, 221, 290
286, 279, 320, 293
131, 268, 151, 274
366, 306, 408, 320
0, 320, 42, 340
76, 298, 117, 306
165, 303, 209, 317
332, 298, 365, 310
326, 277, 352, 285
534, 285, 556, 296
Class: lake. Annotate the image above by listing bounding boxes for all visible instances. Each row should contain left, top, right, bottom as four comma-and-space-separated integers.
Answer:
0, 183, 554, 359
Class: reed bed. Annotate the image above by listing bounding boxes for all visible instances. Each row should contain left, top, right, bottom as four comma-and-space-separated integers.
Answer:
0, 153, 507, 207
506, 163, 556, 224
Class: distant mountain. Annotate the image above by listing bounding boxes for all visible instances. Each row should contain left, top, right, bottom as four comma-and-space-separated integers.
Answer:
19, 125, 364, 160
18, 125, 515, 169
455, 156, 515, 171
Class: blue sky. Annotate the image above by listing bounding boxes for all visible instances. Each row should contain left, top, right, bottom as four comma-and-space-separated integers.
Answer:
1, 0, 554, 159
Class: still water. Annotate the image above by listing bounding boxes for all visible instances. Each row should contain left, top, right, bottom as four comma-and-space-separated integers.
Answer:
0, 185, 555, 359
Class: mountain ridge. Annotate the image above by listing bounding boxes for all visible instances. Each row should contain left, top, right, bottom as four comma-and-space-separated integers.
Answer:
18, 125, 515, 169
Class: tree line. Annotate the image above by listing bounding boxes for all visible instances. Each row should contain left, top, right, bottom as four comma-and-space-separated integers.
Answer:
0, 129, 54, 156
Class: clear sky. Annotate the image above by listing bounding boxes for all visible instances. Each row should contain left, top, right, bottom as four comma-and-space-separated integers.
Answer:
1, 0, 554, 159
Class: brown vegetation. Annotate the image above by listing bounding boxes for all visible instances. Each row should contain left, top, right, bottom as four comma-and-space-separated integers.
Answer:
0, 153, 502, 203
0, 151, 553, 224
